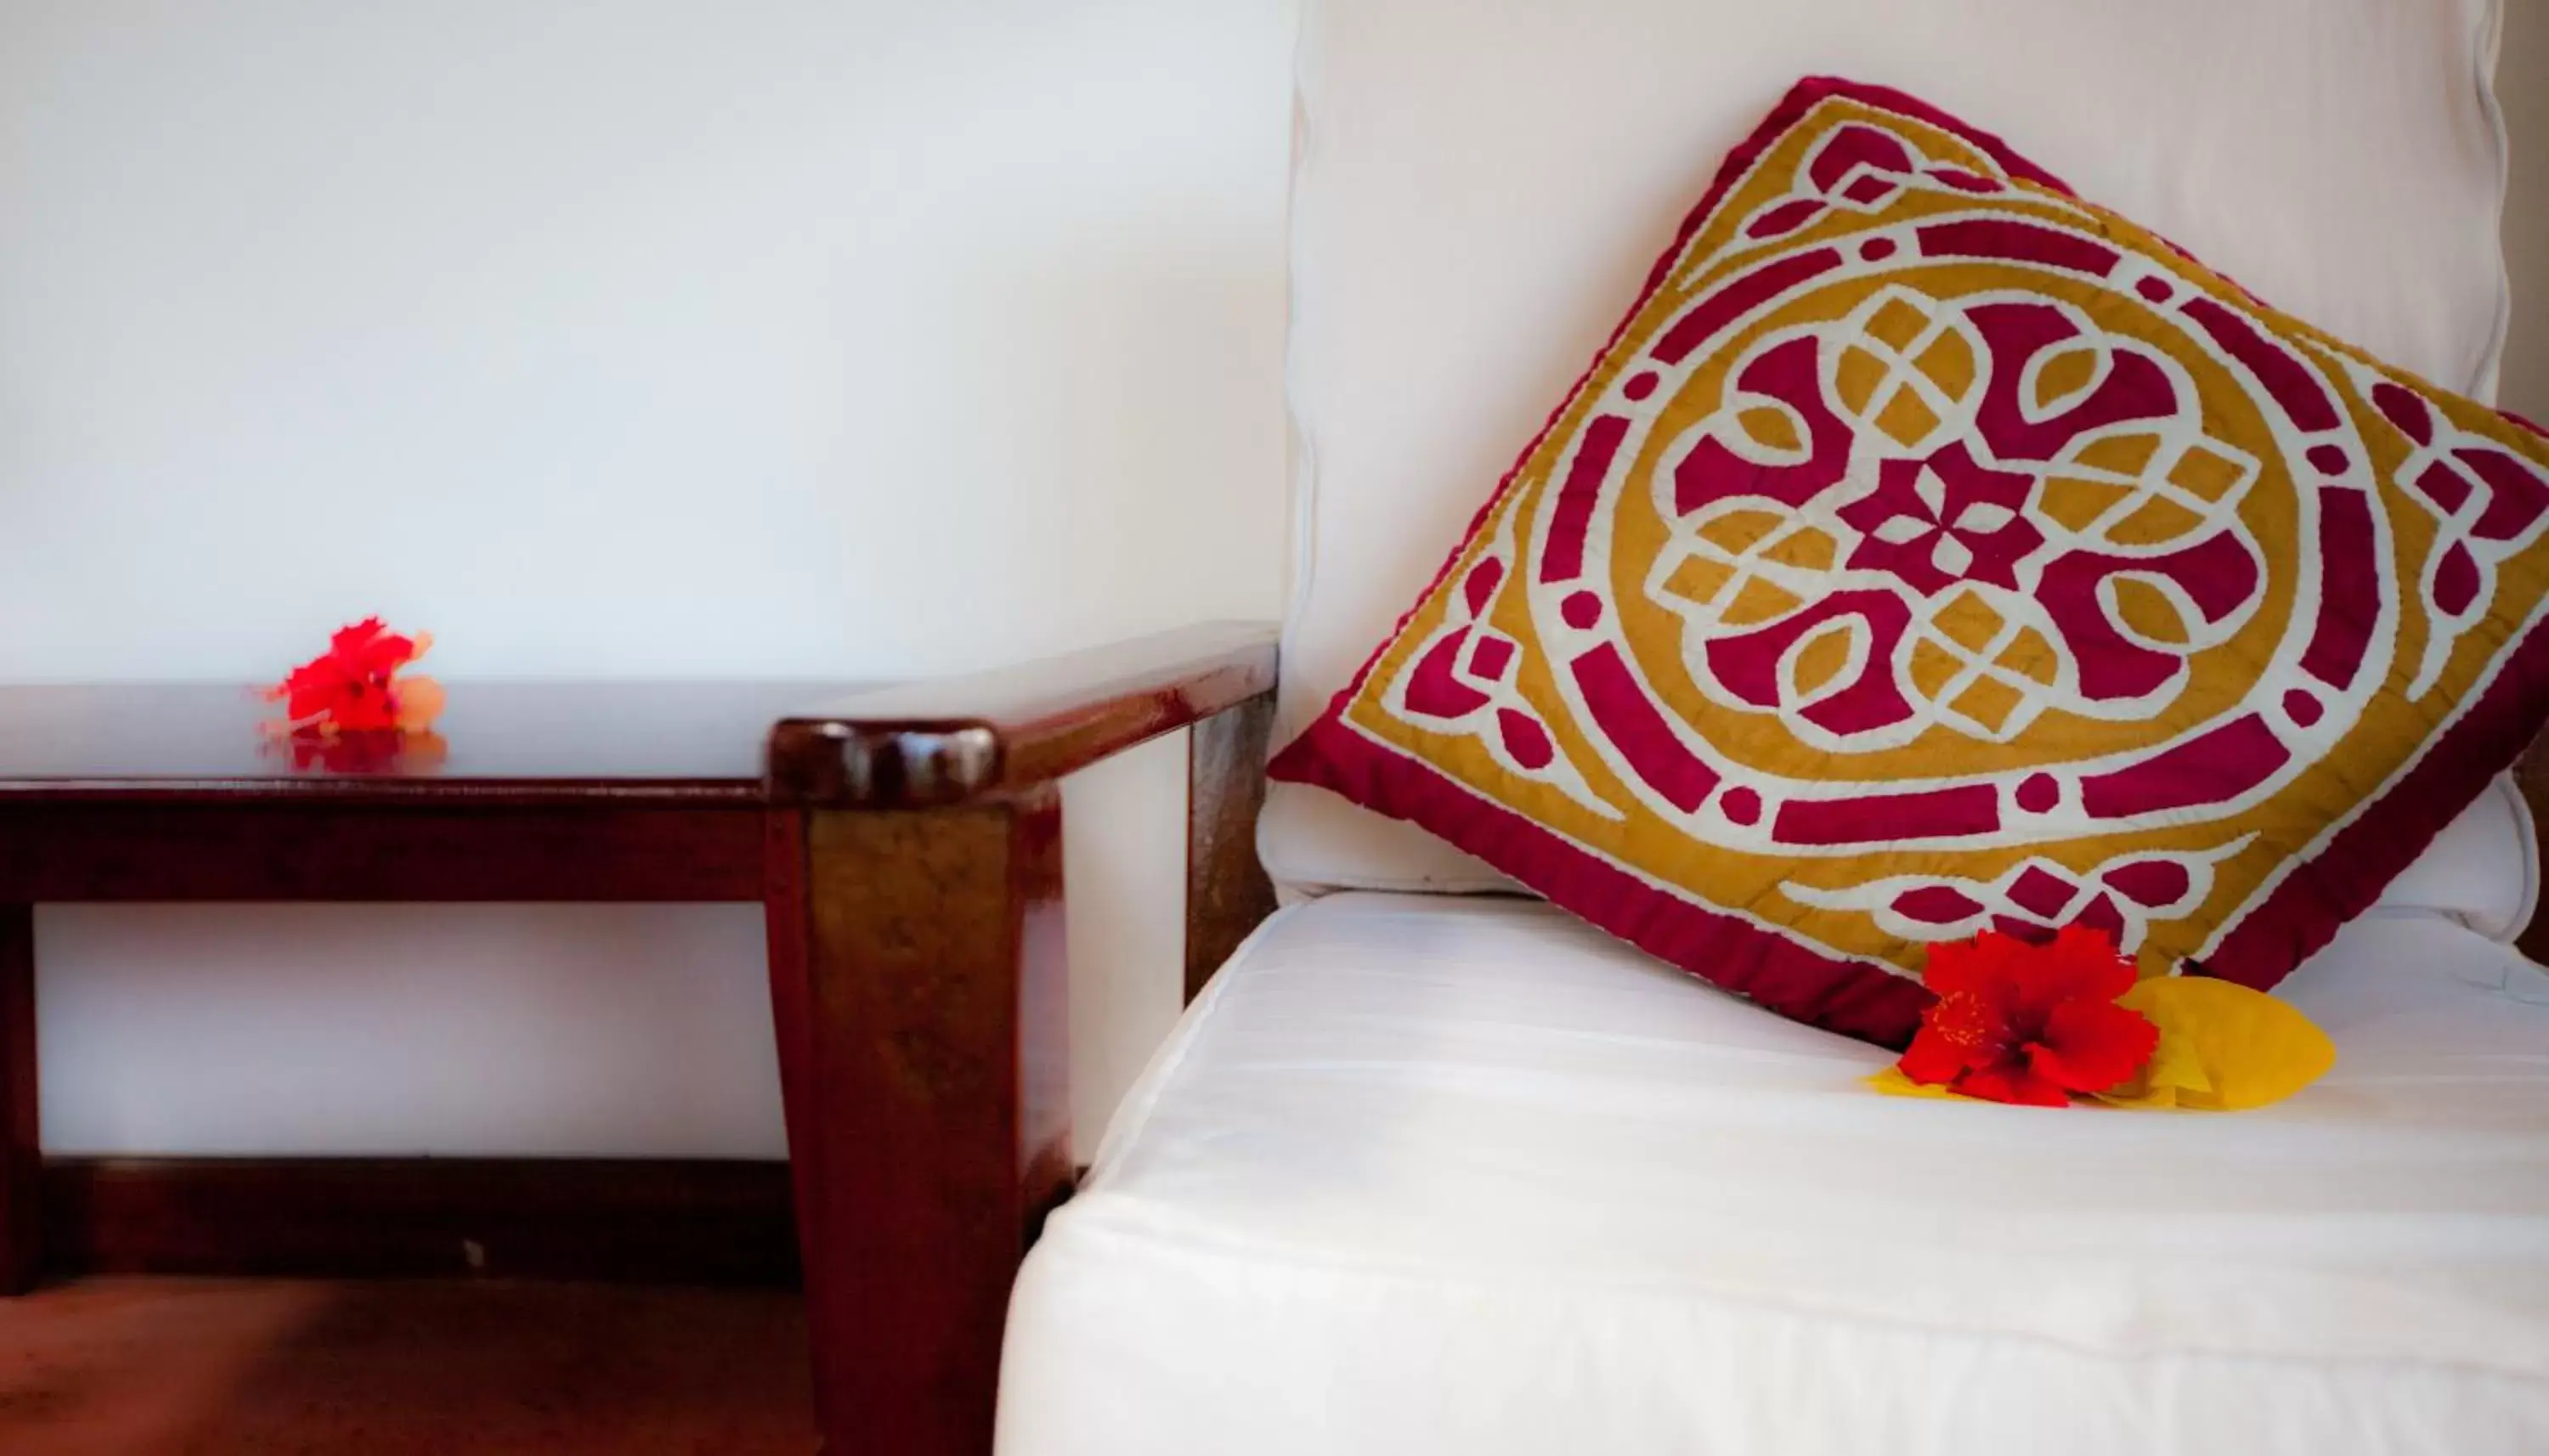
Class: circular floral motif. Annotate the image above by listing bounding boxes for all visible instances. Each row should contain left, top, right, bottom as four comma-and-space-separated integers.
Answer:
1636, 280, 2274, 753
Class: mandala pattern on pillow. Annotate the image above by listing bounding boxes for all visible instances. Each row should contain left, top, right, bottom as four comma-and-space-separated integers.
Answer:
1271, 76, 2549, 1045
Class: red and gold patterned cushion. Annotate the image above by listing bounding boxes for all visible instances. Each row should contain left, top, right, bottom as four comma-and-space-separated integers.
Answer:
1269, 76, 2549, 1047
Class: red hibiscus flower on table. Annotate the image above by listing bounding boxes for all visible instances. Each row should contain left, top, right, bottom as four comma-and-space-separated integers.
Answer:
263, 618, 445, 735
1895, 926, 2159, 1107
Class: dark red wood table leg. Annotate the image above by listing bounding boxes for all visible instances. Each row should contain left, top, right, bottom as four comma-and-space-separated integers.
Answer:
770, 791, 1071, 1456
0, 905, 37, 1293
762, 809, 829, 1428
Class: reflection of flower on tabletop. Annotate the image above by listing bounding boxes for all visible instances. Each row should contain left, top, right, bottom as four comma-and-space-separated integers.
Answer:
264, 727, 449, 775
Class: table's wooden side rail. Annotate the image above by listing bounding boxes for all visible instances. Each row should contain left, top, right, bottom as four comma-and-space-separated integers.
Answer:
760, 621, 1280, 1456
766, 621, 1279, 810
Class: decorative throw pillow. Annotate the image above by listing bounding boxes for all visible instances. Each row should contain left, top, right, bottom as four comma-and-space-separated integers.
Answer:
1269, 76, 2549, 1047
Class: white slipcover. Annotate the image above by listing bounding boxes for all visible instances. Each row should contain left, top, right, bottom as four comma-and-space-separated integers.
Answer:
1003, 894, 2549, 1456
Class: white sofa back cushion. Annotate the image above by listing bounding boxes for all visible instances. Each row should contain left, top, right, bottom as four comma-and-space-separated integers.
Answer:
1263, 0, 2520, 929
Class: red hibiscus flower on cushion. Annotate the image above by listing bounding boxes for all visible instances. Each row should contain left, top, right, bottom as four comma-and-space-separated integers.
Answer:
1896, 926, 2159, 1107
264, 618, 444, 734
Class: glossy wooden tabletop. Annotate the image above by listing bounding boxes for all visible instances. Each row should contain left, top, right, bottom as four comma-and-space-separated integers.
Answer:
0, 681, 870, 804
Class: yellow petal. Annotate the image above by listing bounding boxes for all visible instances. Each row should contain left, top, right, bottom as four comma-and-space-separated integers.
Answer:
2097, 977, 2332, 1111
394, 675, 447, 731
2135, 1023, 2213, 1103
1865, 1067, 1972, 1101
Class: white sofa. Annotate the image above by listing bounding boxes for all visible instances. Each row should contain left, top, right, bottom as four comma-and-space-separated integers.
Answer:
989, 3, 2549, 1453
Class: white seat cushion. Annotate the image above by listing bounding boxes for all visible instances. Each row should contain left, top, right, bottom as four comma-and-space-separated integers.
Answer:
1000, 894, 2549, 1456
1264, 0, 2517, 897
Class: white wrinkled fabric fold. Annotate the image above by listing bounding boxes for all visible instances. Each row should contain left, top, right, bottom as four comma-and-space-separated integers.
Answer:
1001, 894, 2549, 1456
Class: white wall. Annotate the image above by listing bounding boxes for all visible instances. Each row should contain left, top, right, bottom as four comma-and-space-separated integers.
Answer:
2505, 0, 2549, 421
0, 1, 1296, 1156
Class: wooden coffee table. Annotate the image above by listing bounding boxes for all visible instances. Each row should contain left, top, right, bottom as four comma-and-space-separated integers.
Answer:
0, 624, 1281, 1456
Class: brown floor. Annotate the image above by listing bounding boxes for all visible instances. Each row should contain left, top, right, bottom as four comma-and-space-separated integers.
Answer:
0, 1277, 817, 1455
